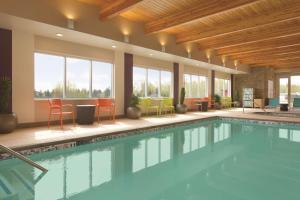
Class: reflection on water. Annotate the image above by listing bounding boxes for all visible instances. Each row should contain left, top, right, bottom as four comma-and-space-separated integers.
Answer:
1, 120, 300, 200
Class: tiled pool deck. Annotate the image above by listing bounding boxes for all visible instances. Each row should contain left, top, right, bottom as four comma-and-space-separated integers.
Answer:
1, 108, 300, 151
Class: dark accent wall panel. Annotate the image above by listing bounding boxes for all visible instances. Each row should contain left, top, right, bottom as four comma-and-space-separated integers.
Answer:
124, 53, 133, 114
231, 74, 234, 101
211, 70, 215, 98
173, 62, 179, 106
0, 28, 12, 113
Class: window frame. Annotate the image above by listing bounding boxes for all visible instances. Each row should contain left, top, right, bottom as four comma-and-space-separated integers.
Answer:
34, 51, 114, 100
184, 73, 208, 98
133, 65, 173, 98
215, 77, 231, 97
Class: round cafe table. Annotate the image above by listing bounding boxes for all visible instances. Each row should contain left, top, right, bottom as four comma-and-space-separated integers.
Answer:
76, 105, 96, 125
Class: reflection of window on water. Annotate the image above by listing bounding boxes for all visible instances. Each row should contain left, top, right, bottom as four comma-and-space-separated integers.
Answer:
279, 129, 289, 139
132, 134, 172, 173
290, 130, 300, 142
214, 123, 231, 143
35, 149, 112, 200
278, 128, 300, 142
183, 126, 208, 154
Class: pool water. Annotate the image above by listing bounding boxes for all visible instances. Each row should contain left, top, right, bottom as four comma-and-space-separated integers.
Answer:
1, 119, 300, 200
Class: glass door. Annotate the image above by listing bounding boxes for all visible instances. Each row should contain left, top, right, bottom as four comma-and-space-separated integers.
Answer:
279, 78, 289, 104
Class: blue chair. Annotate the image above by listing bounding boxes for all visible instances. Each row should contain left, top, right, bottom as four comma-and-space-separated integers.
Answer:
265, 98, 279, 111
292, 98, 300, 110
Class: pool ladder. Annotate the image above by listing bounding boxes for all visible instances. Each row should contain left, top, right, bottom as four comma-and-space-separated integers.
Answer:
0, 144, 48, 172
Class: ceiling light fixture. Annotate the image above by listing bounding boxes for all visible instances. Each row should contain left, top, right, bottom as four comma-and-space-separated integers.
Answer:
56, 33, 63, 37
149, 53, 153, 56
112, 45, 116, 48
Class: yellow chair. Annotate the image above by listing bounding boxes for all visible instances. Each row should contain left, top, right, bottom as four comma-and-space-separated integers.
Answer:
221, 97, 232, 108
139, 98, 160, 116
161, 98, 175, 115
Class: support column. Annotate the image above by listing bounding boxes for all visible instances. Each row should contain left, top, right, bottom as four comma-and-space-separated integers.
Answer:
124, 53, 133, 114
0, 28, 12, 113
173, 62, 179, 106
211, 70, 215, 99
231, 74, 234, 101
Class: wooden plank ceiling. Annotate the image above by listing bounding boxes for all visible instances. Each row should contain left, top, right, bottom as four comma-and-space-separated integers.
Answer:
78, 0, 300, 68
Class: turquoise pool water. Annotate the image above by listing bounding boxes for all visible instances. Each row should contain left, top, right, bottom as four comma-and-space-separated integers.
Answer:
1, 119, 300, 200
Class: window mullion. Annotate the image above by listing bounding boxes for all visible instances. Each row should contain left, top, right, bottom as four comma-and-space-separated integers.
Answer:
89, 60, 92, 98
63, 57, 67, 98
158, 70, 161, 97
145, 69, 148, 97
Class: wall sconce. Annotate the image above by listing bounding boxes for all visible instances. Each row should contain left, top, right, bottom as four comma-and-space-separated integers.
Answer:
67, 18, 75, 29
234, 60, 239, 70
222, 56, 226, 67
161, 45, 166, 52
187, 51, 192, 59
124, 34, 130, 43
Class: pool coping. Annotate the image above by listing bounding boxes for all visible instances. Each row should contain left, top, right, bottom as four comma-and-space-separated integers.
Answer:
1, 115, 300, 160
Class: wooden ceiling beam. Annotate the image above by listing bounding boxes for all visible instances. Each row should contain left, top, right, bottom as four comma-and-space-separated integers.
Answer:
216, 34, 300, 56
99, 0, 144, 20
230, 52, 300, 61
221, 44, 300, 58
238, 56, 300, 64
198, 19, 300, 50
176, 3, 300, 44
144, 0, 259, 34
241, 58, 300, 66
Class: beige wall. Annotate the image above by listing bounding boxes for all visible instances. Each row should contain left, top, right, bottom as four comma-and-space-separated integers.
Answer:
12, 29, 35, 123
11, 30, 232, 124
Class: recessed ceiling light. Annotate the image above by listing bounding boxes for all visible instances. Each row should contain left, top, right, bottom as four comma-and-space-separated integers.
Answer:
149, 53, 153, 56
56, 33, 63, 37
112, 45, 116, 48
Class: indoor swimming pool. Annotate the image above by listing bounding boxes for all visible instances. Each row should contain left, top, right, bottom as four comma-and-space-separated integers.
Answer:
1, 118, 300, 200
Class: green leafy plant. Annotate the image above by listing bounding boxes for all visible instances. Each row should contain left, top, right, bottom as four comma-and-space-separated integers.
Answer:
180, 87, 186, 105
214, 94, 221, 104
0, 76, 12, 114
129, 94, 139, 107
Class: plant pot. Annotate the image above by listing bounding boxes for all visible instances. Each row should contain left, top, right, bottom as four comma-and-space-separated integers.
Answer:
126, 106, 142, 119
0, 113, 17, 133
176, 104, 188, 114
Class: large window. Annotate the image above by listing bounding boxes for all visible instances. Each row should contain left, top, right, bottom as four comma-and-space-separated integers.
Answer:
34, 53, 64, 98
215, 78, 231, 97
133, 66, 172, 97
184, 74, 208, 98
279, 78, 288, 103
66, 57, 90, 98
34, 52, 113, 98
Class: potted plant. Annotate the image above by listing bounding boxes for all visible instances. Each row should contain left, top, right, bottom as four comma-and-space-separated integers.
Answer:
126, 94, 142, 119
0, 76, 17, 133
214, 94, 221, 109
176, 88, 188, 114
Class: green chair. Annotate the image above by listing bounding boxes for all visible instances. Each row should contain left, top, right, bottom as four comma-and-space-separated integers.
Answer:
161, 98, 175, 115
292, 98, 300, 109
139, 98, 160, 116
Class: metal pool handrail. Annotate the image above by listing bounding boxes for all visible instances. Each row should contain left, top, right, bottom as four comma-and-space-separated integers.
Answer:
0, 144, 48, 172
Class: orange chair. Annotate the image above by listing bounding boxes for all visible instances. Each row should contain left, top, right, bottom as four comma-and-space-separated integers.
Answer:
48, 99, 75, 129
96, 98, 116, 123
